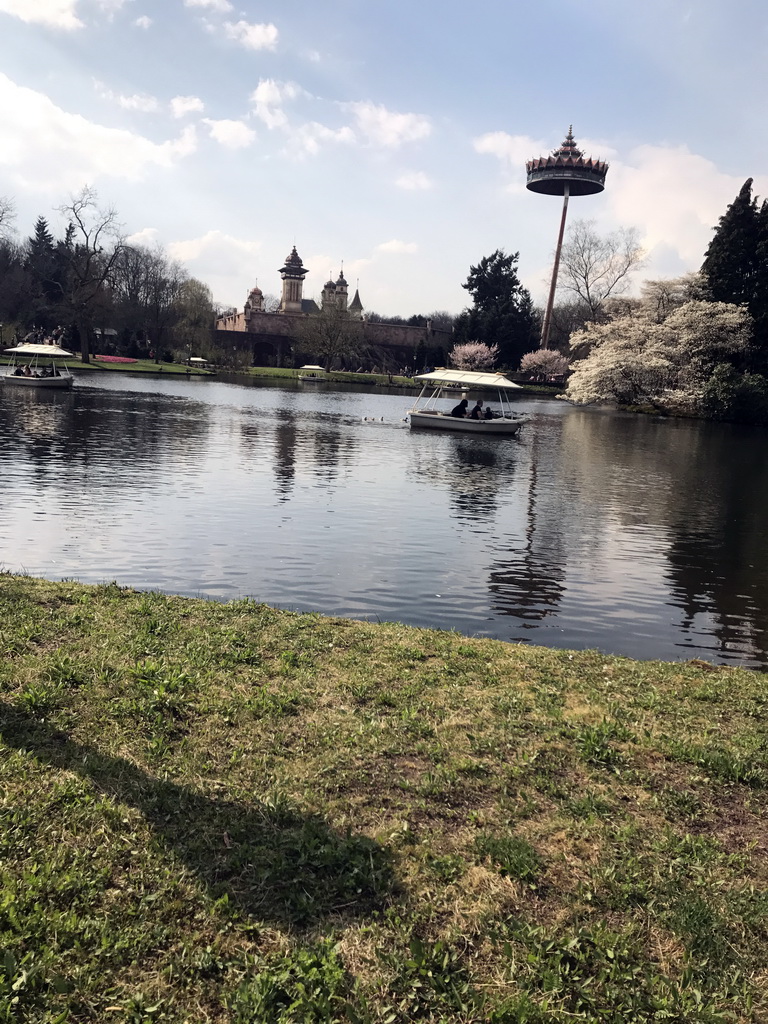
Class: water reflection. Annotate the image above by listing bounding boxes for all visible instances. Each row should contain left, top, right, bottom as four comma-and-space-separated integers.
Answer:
1, 377, 767, 668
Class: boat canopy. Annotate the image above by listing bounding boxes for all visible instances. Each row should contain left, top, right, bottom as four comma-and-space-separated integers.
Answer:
189, 356, 208, 363
300, 364, 325, 371
415, 369, 522, 390
5, 344, 74, 357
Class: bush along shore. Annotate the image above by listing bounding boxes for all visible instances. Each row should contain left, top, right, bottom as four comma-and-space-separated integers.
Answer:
1, 575, 766, 1023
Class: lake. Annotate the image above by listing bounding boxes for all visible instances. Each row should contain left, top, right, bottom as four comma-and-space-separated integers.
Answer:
1, 372, 767, 668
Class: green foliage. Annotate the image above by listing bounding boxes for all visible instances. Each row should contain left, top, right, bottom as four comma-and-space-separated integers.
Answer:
454, 249, 538, 367
701, 177, 768, 366
700, 363, 768, 424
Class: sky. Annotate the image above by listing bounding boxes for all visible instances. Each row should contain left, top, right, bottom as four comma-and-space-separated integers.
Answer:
1, 0, 767, 319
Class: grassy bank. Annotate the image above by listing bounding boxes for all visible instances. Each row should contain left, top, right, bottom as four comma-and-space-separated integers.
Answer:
1, 576, 766, 1022
0, 357, 211, 376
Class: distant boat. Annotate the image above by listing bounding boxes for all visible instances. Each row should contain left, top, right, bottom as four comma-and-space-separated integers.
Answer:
2, 344, 75, 389
407, 369, 526, 435
298, 364, 327, 382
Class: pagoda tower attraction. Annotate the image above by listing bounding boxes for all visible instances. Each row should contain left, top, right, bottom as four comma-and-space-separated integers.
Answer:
526, 128, 608, 348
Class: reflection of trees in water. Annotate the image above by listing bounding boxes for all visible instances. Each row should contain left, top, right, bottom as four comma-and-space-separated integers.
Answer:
0, 386, 212, 493
559, 411, 768, 663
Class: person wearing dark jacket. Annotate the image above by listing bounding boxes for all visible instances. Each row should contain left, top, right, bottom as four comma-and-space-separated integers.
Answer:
451, 399, 468, 417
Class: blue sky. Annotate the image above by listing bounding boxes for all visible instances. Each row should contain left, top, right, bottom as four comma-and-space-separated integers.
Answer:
1, 0, 766, 318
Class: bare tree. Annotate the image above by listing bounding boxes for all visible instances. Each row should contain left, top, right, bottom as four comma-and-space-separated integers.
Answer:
296, 304, 363, 369
560, 220, 646, 321
0, 196, 16, 238
56, 187, 126, 362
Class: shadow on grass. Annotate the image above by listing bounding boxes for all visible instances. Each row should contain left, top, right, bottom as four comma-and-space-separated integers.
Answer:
0, 702, 393, 928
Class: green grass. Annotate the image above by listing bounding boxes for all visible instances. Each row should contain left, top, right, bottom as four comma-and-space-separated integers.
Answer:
0, 575, 766, 1022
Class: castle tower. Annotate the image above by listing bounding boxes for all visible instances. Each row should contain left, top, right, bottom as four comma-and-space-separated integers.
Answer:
335, 267, 348, 311
243, 281, 264, 330
321, 272, 337, 310
526, 127, 608, 347
278, 245, 309, 313
348, 283, 364, 319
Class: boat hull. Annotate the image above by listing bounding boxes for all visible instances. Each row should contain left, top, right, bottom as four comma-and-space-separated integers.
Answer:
409, 410, 522, 435
2, 374, 74, 389
298, 375, 326, 382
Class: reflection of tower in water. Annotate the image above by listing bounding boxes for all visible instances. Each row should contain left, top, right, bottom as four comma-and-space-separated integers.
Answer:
272, 412, 298, 502
487, 422, 567, 624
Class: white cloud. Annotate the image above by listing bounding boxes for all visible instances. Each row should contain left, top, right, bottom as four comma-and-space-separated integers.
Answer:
126, 227, 159, 246
0, 0, 83, 29
607, 144, 759, 269
283, 121, 355, 158
396, 171, 432, 190
202, 118, 255, 149
117, 93, 159, 113
0, 73, 197, 191
168, 230, 261, 275
250, 78, 304, 130
222, 19, 278, 51
134, 15, 151, 29
473, 131, 547, 166
184, 0, 232, 10
376, 239, 418, 254
345, 102, 431, 148
170, 95, 204, 118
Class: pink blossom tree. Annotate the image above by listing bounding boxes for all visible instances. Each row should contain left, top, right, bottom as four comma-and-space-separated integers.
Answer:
448, 341, 499, 371
519, 349, 570, 377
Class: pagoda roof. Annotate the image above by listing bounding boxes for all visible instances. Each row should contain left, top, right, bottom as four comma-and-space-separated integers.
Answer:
526, 126, 608, 196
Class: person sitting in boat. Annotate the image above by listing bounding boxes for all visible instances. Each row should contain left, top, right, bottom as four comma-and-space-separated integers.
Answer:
484, 405, 495, 419
22, 365, 32, 376
469, 399, 484, 420
451, 398, 469, 418
13, 366, 23, 376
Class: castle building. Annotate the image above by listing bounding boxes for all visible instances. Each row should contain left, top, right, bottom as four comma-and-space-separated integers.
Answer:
214, 243, 452, 371
216, 246, 365, 332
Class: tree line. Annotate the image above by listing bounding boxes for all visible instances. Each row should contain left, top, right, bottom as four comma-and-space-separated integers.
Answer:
0, 187, 217, 363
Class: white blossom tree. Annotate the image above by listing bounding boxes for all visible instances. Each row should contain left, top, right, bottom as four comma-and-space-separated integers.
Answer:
565, 301, 752, 411
449, 341, 499, 370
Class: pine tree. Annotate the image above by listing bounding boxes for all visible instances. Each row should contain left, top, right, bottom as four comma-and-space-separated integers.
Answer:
701, 179, 768, 367
701, 179, 760, 307
453, 250, 537, 368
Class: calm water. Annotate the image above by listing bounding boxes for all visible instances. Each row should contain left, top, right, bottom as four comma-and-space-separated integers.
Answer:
2, 373, 767, 668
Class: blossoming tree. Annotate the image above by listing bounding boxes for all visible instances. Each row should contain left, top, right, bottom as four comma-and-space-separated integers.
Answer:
448, 342, 499, 371
564, 301, 752, 411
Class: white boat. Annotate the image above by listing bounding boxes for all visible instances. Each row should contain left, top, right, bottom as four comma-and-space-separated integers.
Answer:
408, 369, 526, 435
298, 364, 327, 382
2, 344, 75, 389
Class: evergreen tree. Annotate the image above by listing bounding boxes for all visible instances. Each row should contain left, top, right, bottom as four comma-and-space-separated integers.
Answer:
24, 216, 61, 328
701, 178, 768, 367
701, 179, 760, 308
453, 250, 537, 368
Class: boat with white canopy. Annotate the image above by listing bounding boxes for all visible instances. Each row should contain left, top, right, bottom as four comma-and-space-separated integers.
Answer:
2, 344, 75, 389
298, 364, 327, 382
408, 369, 525, 435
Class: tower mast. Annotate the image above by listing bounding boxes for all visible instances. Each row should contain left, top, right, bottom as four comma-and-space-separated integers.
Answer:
526, 128, 608, 348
